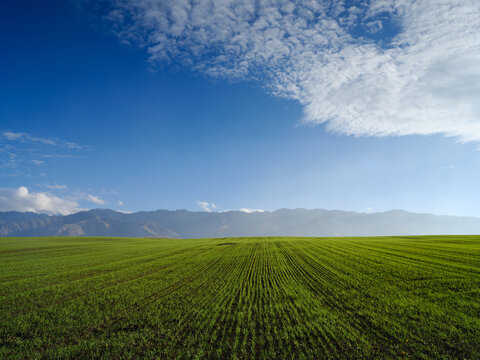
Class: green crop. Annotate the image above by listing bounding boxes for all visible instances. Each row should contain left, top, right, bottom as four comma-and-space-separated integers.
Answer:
1, 236, 479, 359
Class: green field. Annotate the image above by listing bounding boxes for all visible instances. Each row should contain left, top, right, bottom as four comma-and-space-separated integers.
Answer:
1, 236, 480, 359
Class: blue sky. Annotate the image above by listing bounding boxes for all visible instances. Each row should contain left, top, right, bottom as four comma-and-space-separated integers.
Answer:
1, 0, 480, 216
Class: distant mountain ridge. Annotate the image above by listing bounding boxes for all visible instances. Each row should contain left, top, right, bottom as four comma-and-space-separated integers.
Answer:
2, 208, 480, 238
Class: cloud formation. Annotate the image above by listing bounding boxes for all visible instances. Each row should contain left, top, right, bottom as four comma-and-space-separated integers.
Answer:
0, 186, 82, 215
86, 194, 106, 205
0, 130, 86, 178
98, 0, 480, 141
2, 131, 84, 149
238, 208, 265, 213
44, 184, 69, 190
197, 200, 217, 212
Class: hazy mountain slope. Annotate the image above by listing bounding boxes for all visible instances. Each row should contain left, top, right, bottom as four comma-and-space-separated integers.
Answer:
0, 210, 177, 238
1, 208, 480, 238
0, 212, 58, 236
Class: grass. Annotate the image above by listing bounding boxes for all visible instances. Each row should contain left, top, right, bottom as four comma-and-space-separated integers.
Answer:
1, 235, 480, 359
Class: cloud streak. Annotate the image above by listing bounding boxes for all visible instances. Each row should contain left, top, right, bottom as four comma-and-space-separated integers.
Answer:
96, 0, 480, 141
0, 130, 86, 178
86, 194, 106, 205
2, 131, 85, 149
44, 184, 69, 190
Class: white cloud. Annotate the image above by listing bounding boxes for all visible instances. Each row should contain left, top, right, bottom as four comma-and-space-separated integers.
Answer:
238, 208, 265, 213
219, 207, 265, 213
86, 194, 105, 205
3, 132, 24, 141
116, 209, 132, 214
0, 130, 86, 178
197, 200, 216, 212
100, 0, 480, 142
0, 186, 82, 215
365, 20, 383, 34
2, 131, 84, 149
44, 184, 69, 190
118, 200, 124, 206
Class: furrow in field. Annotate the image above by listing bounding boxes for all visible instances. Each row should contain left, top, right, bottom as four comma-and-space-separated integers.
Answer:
2, 236, 480, 359
269, 240, 345, 358
279, 240, 403, 358
0, 244, 218, 318
0, 243, 211, 295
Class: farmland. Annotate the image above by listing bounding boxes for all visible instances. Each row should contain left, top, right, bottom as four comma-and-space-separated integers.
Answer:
1, 236, 480, 359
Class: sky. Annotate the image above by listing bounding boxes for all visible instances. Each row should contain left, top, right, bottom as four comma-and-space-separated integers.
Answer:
1, 0, 480, 217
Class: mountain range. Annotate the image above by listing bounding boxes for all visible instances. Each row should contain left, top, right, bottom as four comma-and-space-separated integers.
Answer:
2, 208, 480, 238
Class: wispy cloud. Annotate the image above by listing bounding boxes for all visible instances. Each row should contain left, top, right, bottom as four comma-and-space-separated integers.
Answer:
96, 0, 480, 142
0, 186, 83, 215
44, 184, 69, 190
86, 194, 105, 205
197, 200, 217, 212
0, 130, 86, 178
2, 131, 85, 149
